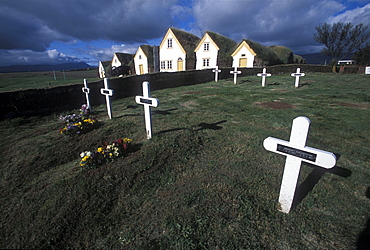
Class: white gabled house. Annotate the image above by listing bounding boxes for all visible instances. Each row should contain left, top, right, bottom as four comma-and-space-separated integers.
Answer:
111, 53, 134, 77
195, 32, 219, 70
99, 61, 111, 78
134, 45, 159, 75
159, 27, 200, 72
231, 40, 257, 68
195, 31, 237, 70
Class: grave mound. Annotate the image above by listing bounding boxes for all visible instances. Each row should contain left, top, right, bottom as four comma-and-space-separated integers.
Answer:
255, 101, 295, 110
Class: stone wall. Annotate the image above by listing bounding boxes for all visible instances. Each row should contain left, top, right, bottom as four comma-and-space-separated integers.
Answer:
0, 65, 333, 119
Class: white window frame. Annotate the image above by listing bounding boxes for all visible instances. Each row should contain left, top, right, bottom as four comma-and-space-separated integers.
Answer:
204, 43, 210, 51
203, 58, 210, 67
168, 39, 173, 48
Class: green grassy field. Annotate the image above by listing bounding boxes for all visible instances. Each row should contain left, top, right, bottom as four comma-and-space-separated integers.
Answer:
0, 69, 100, 92
0, 73, 369, 249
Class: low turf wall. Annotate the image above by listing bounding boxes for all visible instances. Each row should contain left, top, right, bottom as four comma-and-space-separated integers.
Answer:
0, 64, 332, 119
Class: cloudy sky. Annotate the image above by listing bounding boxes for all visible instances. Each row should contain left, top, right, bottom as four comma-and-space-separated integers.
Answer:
0, 0, 369, 66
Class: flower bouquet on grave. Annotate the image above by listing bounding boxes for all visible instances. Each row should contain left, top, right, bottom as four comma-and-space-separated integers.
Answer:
79, 138, 132, 169
59, 104, 99, 135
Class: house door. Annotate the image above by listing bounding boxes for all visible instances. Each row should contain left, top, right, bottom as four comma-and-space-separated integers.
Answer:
177, 58, 184, 71
239, 58, 247, 67
139, 64, 144, 74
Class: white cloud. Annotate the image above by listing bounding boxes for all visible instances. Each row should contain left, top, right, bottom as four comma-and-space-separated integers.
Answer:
86, 44, 139, 62
328, 3, 370, 24
191, 0, 350, 53
0, 49, 80, 66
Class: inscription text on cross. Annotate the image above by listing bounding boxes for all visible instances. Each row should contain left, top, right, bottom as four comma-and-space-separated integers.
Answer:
100, 78, 114, 119
212, 66, 222, 82
291, 68, 305, 88
257, 68, 271, 87
263, 116, 336, 213
135, 81, 159, 139
82, 79, 91, 111
230, 67, 241, 84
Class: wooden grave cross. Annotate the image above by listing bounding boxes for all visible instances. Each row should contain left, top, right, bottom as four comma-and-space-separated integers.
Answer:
100, 78, 114, 119
257, 68, 272, 87
291, 68, 305, 87
212, 66, 222, 82
82, 79, 91, 111
263, 116, 336, 213
135, 81, 159, 139
230, 67, 241, 84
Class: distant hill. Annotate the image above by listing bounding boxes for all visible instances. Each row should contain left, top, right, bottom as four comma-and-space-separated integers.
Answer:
0, 62, 92, 73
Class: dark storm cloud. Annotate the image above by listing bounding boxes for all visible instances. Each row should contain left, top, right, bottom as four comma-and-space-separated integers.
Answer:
192, 0, 369, 54
0, 0, 177, 51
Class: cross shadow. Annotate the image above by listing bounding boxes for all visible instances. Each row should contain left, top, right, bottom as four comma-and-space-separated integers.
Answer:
195, 120, 227, 131
267, 82, 280, 86
291, 154, 352, 210
357, 187, 370, 249
156, 120, 227, 135
298, 82, 311, 88
153, 108, 178, 116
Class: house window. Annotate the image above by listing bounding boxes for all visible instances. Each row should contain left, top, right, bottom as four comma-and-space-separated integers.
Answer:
168, 39, 173, 48
167, 60, 172, 69
161, 61, 166, 69
203, 58, 210, 67
204, 43, 210, 51
241, 54, 246, 57
139, 55, 142, 59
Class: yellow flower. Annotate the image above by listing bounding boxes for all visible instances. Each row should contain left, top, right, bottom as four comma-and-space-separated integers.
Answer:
123, 138, 132, 143
97, 147, 103, 153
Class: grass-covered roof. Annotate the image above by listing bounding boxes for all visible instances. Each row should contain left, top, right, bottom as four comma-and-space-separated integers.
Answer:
114, 53, 134, 66
206, 31, 237, 67
241, 39, 283, 66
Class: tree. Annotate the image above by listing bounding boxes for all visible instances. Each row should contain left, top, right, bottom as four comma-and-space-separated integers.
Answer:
353, 43, 370, 65
313, 22, 370, 63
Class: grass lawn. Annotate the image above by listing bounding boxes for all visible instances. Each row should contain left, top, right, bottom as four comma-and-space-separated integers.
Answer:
0, 72, 369, 248
0, 69, 100, 92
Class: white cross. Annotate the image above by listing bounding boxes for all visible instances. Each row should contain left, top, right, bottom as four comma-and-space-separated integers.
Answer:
82, 79, 91, 111
257, 68, 272, 87
291, 68, 305, 88
263, 116, 336, 213
212, 66, 222, 82
230, 67, 241, 84
100, 78, 114, 119
135, 81, 159, 139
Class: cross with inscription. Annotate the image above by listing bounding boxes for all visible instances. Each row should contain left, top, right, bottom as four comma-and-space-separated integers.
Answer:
263, 116, 336, 213
230, 67, 241, 84
100, 78, 114, 119
257, 68, 272, 87
135, 81, 159, 139
291, 68, 305, 87
212, 66, 222, 82
82, 79, 91, 111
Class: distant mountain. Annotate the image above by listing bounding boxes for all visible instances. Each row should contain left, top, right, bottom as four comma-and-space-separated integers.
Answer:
0, 62, 92, 73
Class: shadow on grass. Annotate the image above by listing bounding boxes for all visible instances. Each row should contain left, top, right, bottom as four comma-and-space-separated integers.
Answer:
156, 120, 227, 135
298, 82, 311, 88
357, 187, 370, 250
292, 154, 352, 210
266, 82, 280, 86
195, 120, 227, 131
153, 108, 178, 116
